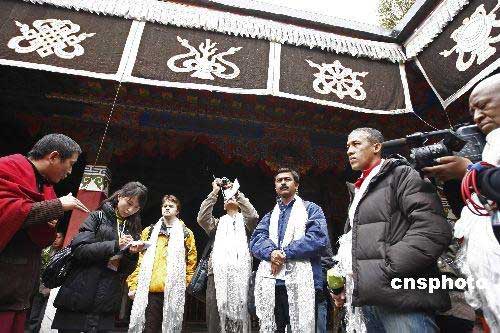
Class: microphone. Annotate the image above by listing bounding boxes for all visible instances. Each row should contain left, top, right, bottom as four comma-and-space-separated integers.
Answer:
382, 138, 407, 149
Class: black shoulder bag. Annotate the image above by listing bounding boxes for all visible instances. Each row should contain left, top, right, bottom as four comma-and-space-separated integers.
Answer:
42, 212, 103, 288
187, 232, 215, 302
41, 246, 73, 288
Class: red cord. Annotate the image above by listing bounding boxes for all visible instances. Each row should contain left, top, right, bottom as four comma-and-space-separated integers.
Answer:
461, 162, 495, 216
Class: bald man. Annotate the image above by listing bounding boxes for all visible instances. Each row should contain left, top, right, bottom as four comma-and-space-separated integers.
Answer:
423, 73, 500, 180
425, 74, 500, 331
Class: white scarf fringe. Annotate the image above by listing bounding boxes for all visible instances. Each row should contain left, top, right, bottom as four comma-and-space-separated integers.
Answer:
254, 196, 315, 332
212, 213, 252, 332
405, 0, 470, 58
129, 217, 186, 333
334, 161, 383, 333
21, 0, 405, 62
333, 233, 366, 333
40, 287, 60, 332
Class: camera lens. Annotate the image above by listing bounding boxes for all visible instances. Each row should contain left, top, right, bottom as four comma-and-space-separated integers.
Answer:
411, 142, 450, 170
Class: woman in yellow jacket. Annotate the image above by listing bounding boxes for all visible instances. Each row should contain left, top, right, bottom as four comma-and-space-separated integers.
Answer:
127, 194, 197, 333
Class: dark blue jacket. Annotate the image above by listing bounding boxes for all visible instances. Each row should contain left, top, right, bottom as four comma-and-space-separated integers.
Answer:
249, 199, 328, 290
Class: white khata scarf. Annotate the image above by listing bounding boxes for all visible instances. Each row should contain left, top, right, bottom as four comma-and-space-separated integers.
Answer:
129, 217, 186, 333
212, 213, 252, 332
40, 287, 60, 332
455, 128, 500, 332
254, 196, 315, 333
333, 160, 383, 333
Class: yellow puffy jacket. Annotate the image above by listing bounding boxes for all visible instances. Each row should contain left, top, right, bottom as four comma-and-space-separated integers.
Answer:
127, 221, 197, 293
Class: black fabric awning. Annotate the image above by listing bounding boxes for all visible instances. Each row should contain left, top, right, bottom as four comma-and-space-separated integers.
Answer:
407, 0, 500, 108
0, 0, 412, 114
0, 1, 132, 79
1, 0, 498, 114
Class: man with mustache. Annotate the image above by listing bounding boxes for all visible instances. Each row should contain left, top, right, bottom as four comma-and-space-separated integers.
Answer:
0, 133, 88, 333
423, 74, 500, 330
250, 167, 328, 332
331, 128, 451, 332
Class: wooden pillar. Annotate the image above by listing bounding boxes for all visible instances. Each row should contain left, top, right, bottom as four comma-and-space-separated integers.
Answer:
63, 165, 111, 246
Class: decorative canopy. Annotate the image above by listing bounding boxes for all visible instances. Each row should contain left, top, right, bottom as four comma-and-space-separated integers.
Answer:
2, 0, 496, 115
0, 0, 412, 115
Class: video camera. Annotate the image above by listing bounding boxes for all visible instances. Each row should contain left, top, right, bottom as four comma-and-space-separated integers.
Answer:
382, 124, 486, 171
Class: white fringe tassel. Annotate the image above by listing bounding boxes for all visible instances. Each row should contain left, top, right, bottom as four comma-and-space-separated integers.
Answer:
21, 0, 406, 62
405, 0, 470, 58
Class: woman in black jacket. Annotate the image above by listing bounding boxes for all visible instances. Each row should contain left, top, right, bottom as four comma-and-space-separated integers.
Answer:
52, 181, 148, 332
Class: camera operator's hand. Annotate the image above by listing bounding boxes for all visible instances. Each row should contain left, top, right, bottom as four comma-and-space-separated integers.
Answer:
212, 179, 222, 194
422, 156, 472, 181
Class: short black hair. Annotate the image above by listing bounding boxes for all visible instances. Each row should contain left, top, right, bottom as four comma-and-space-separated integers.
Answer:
275, 167, 300, 183
27, 134, 82, 160
100, 181, 148, 237
349, 128, 384, 144
105, 181, 149, 210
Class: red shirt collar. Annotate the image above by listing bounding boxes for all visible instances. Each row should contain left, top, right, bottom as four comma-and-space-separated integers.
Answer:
354, 159, 381, 189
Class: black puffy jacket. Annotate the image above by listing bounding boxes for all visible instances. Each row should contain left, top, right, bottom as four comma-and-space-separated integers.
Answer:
346, 158, 452, 312
54, 203, 139, 316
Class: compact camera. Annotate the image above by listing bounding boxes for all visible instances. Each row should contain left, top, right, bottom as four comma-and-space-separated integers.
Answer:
216, 177, 231, 188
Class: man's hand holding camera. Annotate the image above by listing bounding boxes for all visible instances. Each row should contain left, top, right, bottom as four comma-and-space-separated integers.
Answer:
422, 155, 472, 181
213, 177, 232, 189
213, 177, 240, 199
211, 179, 222, 194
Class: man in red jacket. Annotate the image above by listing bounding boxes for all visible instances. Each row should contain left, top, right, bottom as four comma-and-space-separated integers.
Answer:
0, 133, 89, 333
